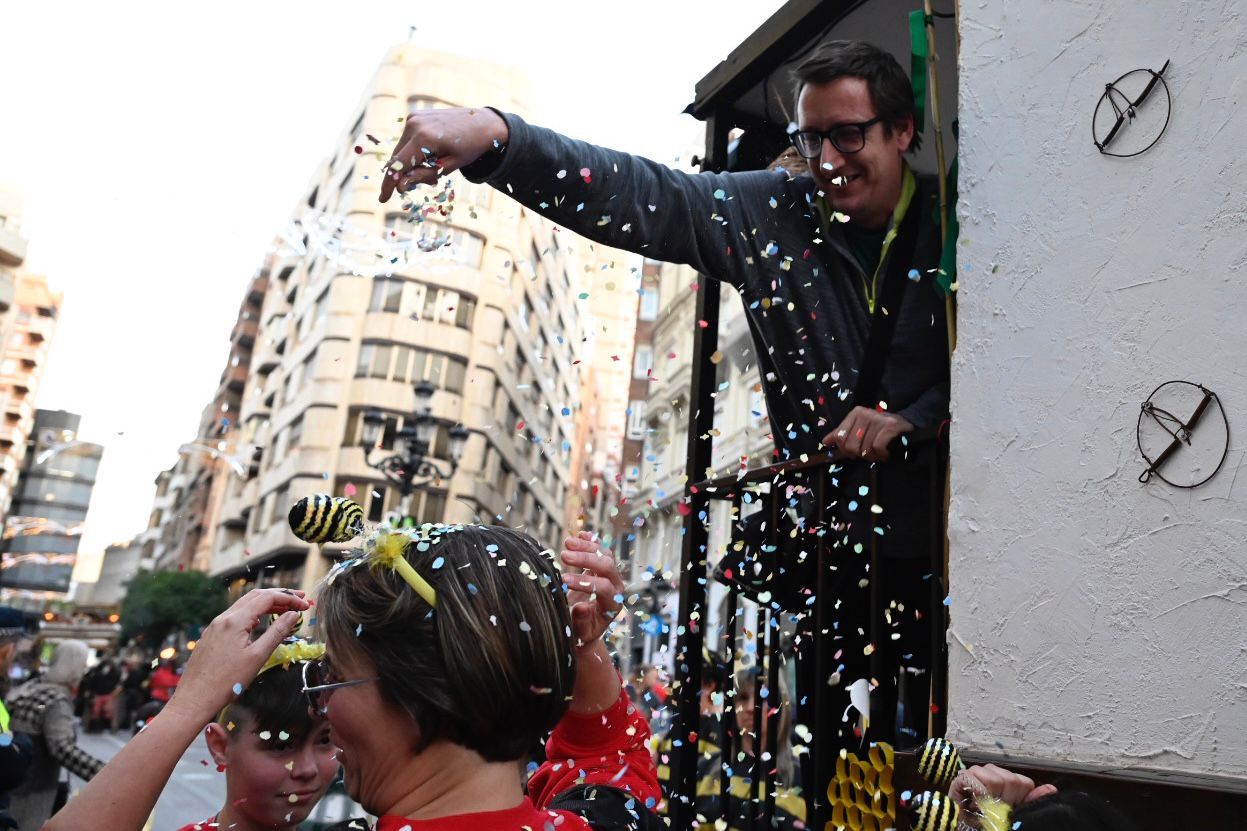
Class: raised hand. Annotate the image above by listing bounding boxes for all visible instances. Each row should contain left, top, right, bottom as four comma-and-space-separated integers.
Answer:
560, 531, 625, 651
165, 588, 311, 724
378, 107, 510, 202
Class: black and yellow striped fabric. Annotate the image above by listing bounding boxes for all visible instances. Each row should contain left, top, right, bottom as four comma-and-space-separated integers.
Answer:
912, 791, 960, 831
288, 494, 364, 544
916, 737, 962, 789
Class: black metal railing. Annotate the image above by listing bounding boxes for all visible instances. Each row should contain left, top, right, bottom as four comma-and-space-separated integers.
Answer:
666, 429, 948, 831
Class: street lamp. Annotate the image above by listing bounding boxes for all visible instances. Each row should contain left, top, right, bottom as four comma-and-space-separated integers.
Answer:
361, 380, 470, 524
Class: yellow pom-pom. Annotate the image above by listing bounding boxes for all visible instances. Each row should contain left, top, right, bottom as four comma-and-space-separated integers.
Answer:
361, 526, 438, 608
977, 795, 1013, 831
367, 529, 410, 570
912, 791, 960, 831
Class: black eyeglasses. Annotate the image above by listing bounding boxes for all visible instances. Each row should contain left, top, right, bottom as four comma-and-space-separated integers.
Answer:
301, 658, 378, 715
789, 116, 884, 159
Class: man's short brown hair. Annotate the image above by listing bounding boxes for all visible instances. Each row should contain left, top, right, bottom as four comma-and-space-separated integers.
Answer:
793, 40, 922, 153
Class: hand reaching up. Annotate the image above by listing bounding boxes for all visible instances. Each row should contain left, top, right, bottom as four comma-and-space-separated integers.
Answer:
560, 531, 625, 651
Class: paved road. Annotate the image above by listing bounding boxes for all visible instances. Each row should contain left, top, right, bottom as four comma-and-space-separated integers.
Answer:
74, 729, 225, 830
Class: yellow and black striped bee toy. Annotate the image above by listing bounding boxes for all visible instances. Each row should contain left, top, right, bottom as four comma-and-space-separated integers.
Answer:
288, 494, 364, 544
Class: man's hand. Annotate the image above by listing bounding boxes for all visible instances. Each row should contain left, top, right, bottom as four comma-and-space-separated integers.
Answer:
821, 406, 913, 462
379, 107, 510, 202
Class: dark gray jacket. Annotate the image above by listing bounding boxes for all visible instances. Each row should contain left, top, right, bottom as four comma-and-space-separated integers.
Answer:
465, 113, 950, 553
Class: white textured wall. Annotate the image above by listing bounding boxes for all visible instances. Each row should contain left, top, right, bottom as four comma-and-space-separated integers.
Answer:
950, 0, 1247, 777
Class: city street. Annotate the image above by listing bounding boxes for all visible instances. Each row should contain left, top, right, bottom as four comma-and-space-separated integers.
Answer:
74, 729, 224, 830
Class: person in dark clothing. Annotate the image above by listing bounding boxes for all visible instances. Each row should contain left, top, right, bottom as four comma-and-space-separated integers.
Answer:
378, 40, 950, 744
114, 660, 146, 732
0, 607, 33, 831
83, 653, 121, 733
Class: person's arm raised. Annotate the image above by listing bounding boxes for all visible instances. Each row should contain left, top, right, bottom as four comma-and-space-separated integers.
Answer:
42, 589, 311, 831
560, 531, 627, 714
380, 108, 789, 283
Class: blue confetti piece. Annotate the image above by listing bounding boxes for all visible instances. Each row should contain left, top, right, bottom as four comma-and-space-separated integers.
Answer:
713, 188, 726, 200
467, 583, 478, 595
232, 683, 243, 695
908, 268, 921, 282
0, 733, 11, 747
432, 556, 445, 569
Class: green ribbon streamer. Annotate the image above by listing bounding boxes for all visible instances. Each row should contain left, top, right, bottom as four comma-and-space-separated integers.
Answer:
935, 155, 958, 297
909, 9, 928, 136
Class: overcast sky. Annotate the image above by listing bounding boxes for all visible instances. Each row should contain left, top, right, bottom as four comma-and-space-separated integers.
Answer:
0, 0, 783, 583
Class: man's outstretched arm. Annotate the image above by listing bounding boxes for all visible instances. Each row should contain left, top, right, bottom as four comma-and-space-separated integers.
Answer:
379, 107, 801, 284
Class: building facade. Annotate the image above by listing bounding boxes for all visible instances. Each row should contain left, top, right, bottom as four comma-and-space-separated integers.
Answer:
0, 188, 60, 522
565, 247, 642, 538
0, 409, 103, 605
73, 539, 142, 608
143, 271, 266, 574
623, 258, 774, 670
204, 47, 594, 595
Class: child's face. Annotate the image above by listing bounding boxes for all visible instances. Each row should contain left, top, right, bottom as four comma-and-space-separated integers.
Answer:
210, 718, 339, 828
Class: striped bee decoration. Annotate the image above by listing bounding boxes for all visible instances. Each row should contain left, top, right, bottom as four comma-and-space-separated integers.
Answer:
912, 790, 960, 831
917, 737, 964, 789
288, 495, 364, 544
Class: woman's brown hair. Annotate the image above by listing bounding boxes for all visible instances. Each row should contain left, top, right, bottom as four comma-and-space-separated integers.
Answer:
317, 524, 575, 762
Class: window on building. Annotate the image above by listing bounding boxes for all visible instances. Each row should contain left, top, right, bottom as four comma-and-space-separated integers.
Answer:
268, 484, 289, 528
284, 363, 304, 405
302, 349, 318, 386
640, 285, 661, 321
448, 228, 485, 268
356, 344, 374, 378
632, 345, 654, 380
457, 175, 493, 209
287, 417, 304, 451
369, 345, 393, 379
366, 485, 387, 523
417, 490, 448, 524
369, 278, 404, 313
444, 358, 466, 395
626, 400, 648, 440
343, 407, 363, 447
408, 96, 449, 114
455, 296, 476, 330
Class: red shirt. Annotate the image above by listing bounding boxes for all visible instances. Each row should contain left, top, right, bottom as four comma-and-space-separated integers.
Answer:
150, 666, 181, 703
376, 689, 659, 831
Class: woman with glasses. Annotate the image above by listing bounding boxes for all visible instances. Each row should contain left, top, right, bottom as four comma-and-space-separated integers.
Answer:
44, 525, 660, 831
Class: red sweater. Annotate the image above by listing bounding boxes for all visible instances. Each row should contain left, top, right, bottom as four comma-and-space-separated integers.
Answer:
377, 688, 659, 830
178, 690, 659, 831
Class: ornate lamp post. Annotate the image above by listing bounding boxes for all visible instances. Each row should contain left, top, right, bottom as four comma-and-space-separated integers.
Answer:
360, 380, 469, 524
